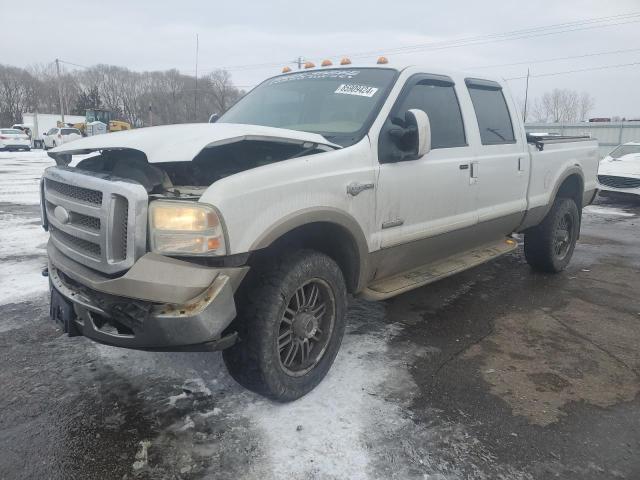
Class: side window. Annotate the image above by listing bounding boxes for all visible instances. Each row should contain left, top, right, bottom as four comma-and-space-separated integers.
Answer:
395, 79, 466, 149
47, 128, 57, 135
466, 79, 515, 145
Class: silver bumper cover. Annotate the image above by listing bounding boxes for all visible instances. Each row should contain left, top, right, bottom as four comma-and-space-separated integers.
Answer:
48, 243, 248, 350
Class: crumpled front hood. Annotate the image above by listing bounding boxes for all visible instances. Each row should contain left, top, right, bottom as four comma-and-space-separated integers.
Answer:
599, 154, 640, 177
47, 123, 341, 165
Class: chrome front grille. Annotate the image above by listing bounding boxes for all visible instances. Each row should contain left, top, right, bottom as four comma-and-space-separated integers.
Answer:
45, 178, 103, 205
42, 167, 148, 274
598, 175, 640, 189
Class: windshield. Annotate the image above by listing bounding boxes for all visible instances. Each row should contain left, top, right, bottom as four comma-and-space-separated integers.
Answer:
219, 68, 397, 146
610, 144, 640, 159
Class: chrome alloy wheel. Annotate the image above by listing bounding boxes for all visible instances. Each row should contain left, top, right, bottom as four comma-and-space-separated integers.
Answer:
553, 212, 574, 260
277, 278, 336, 377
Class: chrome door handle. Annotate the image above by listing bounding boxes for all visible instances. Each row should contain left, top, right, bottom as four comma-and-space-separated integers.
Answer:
470, 161, 479, 179
347, 182, 374, 196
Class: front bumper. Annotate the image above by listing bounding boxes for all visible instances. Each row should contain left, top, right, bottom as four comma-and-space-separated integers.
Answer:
597, 183, 640, 196
48, 242, 248, 350
0, 142, 30, 150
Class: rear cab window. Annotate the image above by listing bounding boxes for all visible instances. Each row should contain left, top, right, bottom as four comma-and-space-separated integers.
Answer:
465, 78, 515, 145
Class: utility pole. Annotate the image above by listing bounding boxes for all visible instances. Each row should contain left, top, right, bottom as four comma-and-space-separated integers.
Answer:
194, 33, 199, 121
523, 68, 530, 123
148, 103, 153, 127
293, 56, 305, 70
55, 58, 65, 123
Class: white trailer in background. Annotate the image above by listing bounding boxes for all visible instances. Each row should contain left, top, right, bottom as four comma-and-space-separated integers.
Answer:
20, 113, 85, 149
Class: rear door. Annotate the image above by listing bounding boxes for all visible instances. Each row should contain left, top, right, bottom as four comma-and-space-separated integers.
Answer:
464, 78, 528, 231
374, 73, 478, 278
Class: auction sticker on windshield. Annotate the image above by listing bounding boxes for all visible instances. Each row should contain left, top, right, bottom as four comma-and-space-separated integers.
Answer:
335, 84, 379, 97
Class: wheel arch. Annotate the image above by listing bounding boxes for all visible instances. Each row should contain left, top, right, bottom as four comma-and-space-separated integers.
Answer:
249, 208, 370, 293
518, 166, 585, 232
554, 168, 585, 209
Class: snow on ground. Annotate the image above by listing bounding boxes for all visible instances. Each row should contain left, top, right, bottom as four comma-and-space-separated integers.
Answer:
245, 313, 428, 479
0, 150, 55, 204
583, 205, 636, 217
0, 151, 52, 305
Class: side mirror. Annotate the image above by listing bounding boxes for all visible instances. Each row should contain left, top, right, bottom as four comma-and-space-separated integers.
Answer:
382, 109, 431, 162
42, 132, 47, 135
208, 113, 219, 123
407, 109, 431, 158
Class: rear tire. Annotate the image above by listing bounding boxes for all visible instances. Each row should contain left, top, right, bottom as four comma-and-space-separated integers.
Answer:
223, 249, 347, 402
524, 197, 579, 273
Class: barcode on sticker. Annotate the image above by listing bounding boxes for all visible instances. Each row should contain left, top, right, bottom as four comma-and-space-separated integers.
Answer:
335, 84, 378, 97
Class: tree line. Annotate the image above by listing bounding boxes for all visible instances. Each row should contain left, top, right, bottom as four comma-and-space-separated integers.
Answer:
525, 88, 596, 123
1, 62, 599, 128
0, 62, 244, 127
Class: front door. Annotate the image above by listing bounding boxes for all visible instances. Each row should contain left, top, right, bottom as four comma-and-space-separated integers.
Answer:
373, 74, 478, 279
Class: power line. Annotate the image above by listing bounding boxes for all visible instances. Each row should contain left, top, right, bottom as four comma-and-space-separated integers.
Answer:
205, 11, 640, 72
505, 61, 640, 80
474, 47, 640, 69
56, 12, 640, 80
58, 59, 89, 69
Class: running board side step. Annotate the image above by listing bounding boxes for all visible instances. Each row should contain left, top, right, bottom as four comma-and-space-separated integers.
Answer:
360, 238, 518, 301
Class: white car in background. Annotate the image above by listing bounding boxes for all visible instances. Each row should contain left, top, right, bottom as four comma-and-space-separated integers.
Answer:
598, 142, 640, 196
0, 128, 31, 151
43, 127, 82, 149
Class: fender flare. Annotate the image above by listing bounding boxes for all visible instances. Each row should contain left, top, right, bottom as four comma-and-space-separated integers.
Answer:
519, 165, 585, 231
250, 207, 370, 291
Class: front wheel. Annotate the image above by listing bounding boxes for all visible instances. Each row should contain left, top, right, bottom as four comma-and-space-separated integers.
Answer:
524, 197, 580, 273
223, 249, 347, 401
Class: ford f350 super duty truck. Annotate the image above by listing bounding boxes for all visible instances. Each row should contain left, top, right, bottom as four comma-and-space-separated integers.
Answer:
42, 65, 598, 401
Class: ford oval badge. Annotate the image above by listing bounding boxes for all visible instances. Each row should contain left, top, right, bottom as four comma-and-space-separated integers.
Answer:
53, 206, 70, 224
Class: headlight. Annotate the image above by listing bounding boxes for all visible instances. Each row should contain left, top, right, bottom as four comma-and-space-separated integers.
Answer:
149, 201, 226, 255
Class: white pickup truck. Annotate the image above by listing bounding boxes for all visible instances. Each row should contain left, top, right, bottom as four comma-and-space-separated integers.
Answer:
42, 65, 598, 401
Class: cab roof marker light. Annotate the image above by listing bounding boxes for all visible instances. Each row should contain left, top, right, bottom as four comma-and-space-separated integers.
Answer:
304, 61, 316, 69
377, 56, 389, 64
282, 66, 292, 73
321, 59, 333, 67
340, 57, 351, 65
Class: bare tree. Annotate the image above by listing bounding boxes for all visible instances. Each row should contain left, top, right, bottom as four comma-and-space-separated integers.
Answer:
578, 92, 595, 122
531, 88, 595, 123
205, 69, 243, 116
0, 65, 38, 125
0, 62, 243, 127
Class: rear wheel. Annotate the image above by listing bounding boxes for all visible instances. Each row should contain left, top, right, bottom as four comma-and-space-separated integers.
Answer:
223, 249, 347, 401
524, 197, 579, 273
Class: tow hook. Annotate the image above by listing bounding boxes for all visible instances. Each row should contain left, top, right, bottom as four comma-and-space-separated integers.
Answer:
42, 267, 49, 277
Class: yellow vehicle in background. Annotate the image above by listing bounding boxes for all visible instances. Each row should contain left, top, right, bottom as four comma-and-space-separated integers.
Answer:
85, 109, 131, 132
57, 109, 132, 136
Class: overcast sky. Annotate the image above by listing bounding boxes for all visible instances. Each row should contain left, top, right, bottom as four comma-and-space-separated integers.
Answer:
3, 0, 640, 118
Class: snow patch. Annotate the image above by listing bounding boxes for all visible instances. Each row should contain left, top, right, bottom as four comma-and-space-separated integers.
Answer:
132, 440, 151, 470
246, 302, 428, 479
0, 259, 48, 305
584, 205, 635, 217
